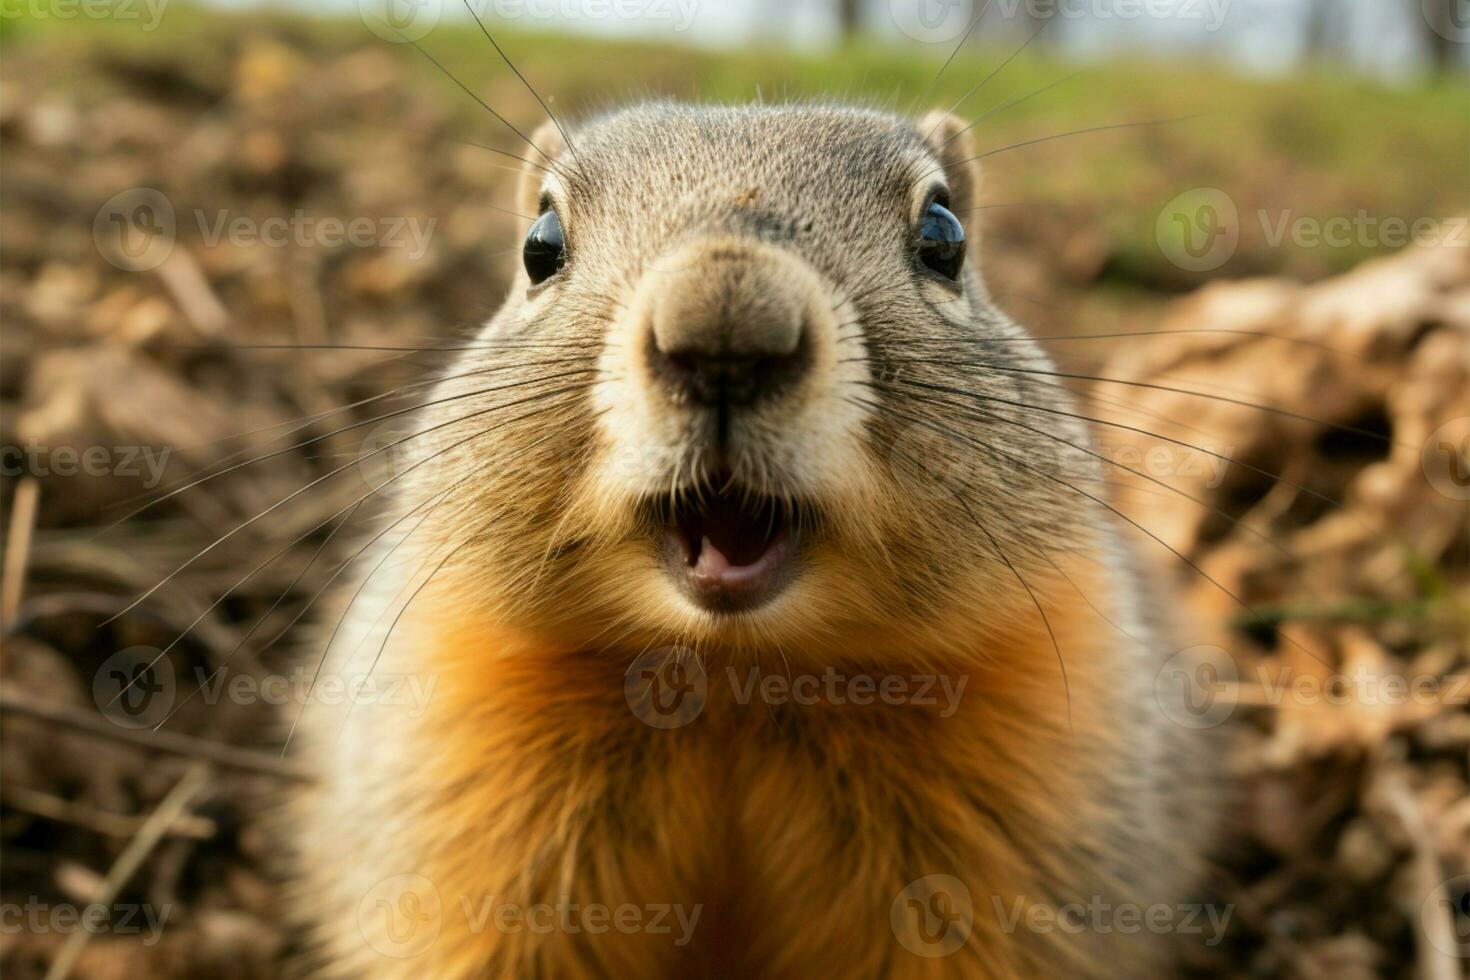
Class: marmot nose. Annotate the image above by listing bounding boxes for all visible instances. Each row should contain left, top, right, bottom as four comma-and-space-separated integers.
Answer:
655, 347, 807, 407
647, 248, 811, 409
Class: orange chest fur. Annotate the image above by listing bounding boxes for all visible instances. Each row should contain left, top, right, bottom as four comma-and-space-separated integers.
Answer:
411, 597, 1112, 866
375, 595, 1120, 976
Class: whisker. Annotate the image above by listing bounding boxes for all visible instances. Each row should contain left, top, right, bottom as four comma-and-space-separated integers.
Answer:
889, 439, 1072, 734
280, 448, 511, 757
880, 355, 1398, 448
144, 341, 598, 354
101, 373, 595, 625
931, 11, 1056, 139
872, 378, 1313, 567
847, 393, 1334, 670
170, 345, 596, 460
291, 390, 590, 698
907, 0, 992, 118
461, 0, 585, 175
1039, 548, 1146, 646
101, 345, 579, 506
960, 493, 1072, 735
842, 351, 1228, 444
334, 537, 472, 743
915, 115, 1199, 187
283, 495, 458, 755
103, 360, 599, 533
522, 409, 612, 598
939, 68, 1091, 149
106, 341, 601, 504
354, 119, 551, 174
108, 383, 588, 706
151, 501, 366, 730
1005, 362, 1399, 446
879, 374, 1347, 511
405, 38, 573, 182
890, 329, 1359, 361
953, 200, 1074, 215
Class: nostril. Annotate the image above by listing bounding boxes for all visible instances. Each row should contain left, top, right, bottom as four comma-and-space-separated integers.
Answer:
659, 352, 749, 406
653, 340, 809, 408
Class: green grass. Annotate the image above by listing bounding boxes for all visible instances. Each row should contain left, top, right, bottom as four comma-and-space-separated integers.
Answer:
4, 2, 1466, 286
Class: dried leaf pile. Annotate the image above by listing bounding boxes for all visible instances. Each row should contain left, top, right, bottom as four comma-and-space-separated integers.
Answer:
1097, 242, 1469, 978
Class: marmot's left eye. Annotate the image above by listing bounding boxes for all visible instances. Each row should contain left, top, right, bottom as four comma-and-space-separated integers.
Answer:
523, 209, 565, 285
917, 201, 965, 281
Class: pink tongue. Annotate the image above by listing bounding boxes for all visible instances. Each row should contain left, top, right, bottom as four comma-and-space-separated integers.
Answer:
685, 495, 777, 569
694, 535, 734, 576
692, 531, 784, 587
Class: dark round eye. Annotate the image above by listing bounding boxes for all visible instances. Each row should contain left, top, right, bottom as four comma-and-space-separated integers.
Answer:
523, 209, 565, 285
917, 200, 965, 281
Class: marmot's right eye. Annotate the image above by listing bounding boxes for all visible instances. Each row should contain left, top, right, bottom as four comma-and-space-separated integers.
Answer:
523, 210, 565, 285
917, 201, 965, 281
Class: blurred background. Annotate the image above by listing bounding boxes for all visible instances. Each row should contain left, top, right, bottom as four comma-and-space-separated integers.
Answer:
1, 1, 1467, 977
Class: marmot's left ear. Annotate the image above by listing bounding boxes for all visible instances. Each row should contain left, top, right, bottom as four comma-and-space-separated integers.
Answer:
517, 120, 569, 218
917, 110, 981, 217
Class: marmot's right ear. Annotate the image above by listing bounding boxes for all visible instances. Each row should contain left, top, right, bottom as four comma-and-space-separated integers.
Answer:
917, 111, 981, 218
517, 120, 569, 218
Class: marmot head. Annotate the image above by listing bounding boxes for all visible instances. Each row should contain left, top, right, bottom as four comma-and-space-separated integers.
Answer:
410, 103, 1098, 663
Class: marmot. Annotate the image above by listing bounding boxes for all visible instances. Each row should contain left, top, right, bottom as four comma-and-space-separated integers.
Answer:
286, 103, 1223, 978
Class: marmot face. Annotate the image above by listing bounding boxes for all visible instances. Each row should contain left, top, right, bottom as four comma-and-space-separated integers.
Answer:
420, 104, 1100, 663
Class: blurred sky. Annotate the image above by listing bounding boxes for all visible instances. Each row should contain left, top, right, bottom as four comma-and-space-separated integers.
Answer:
207, 0, 1463, 79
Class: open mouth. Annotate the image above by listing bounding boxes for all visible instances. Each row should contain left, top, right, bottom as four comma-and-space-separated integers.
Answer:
660, 483, 800, 612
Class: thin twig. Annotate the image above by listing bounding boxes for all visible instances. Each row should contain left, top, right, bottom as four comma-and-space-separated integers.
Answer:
0, 693, 315, 782
155, 248, 228, 337
1372, 766, 1464, 980
2, 477, 41, 632
44, 763, 211, 980
2, 783, 216, 841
